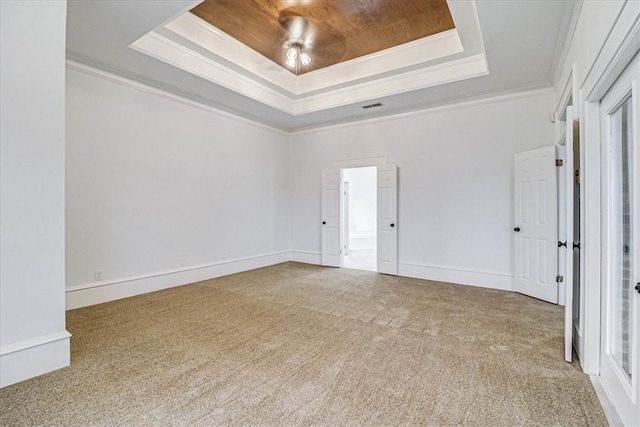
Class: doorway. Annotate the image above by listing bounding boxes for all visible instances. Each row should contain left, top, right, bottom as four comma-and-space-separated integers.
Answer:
321, 163, 398, 275
342, 167, 377, 272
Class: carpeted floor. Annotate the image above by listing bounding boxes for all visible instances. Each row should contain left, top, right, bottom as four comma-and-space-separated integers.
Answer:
0, 262, 607, 426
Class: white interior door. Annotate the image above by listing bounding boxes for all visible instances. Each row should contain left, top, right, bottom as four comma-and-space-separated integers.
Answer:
513, 146, 558, 303
599, 57, 639, 427
564, 106, 575, 362
321, 169, 343, 267
377, 164, 397, 275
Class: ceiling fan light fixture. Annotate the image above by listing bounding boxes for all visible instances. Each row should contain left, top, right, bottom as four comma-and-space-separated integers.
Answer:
286, 56, 297, 68
300, 52, 311, 66
286, 47, 298, 60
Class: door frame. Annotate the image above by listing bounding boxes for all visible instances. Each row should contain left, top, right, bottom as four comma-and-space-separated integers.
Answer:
330, 156, 397, 274
575, 0, 640, 376
598, 55, 639, 426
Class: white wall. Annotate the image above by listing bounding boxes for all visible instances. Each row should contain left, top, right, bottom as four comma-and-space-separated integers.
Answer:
343, 167, 376, 250
290, 90, 555, 289
0, 0, 70, 388
65, 67, 291, 308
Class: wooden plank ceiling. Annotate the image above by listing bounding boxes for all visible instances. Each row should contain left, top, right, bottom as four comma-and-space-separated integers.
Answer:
191, 0, 455, 75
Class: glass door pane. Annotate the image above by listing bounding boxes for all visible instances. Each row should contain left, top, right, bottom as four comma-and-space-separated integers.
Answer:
609, 96, 634, 382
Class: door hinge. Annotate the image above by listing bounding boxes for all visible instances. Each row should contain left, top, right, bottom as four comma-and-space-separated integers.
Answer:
556, 275, 564, 283
556, 159, 563, 167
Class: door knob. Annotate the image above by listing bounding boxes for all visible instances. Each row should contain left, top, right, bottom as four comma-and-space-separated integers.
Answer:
390, 223, 395, 228
322, 221, 326, 225
635, 283, 640, 294
514, 227, 521, 232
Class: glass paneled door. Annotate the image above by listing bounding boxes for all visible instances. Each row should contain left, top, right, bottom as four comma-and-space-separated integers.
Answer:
600, 56, 640, 427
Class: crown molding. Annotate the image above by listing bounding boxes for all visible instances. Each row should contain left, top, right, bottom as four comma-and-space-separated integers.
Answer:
66, 59, 291, 135
296, 54, 488, 114
131, 33, 487, 115
290, 85, 554, 135
67, 57, 549, 137
551, 0, 583, 86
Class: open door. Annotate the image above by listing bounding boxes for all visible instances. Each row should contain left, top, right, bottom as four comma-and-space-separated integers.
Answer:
513, 146, 558, 303
321, 169, 342, 267
563, 106, 575, 362
377, 164, 397, 275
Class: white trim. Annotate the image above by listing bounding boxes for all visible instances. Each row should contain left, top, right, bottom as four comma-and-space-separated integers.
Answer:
130, 31, 298, 113
163, 12, 464, 96
581, 100, 603, 376
294, 54, 488, 115
398, 262, 513, 291
590, 375, 625, 427
551, 0, 583, 86
65, 59, 290, 136
0, 331, 71, 388
0, 331, 71, 356
288, 254, 513, 291
67, 56, 549, 137
128, 0, 488, 116
131, 28, 488, 116
66, 251, 290, 310
577, 0, 640, 376
289, 251, 322, 265
554, 64, 575, 120
294, 30, 463, 93
334, 156, 389, 169
583, 0, 640, 101
292, 86, 554, 135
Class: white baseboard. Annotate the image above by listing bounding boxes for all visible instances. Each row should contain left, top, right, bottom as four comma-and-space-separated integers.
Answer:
66, 251, 289, 310
590, 375, 624, 427
398, 262, 513, 291
0, 331, 71, 388
288, 250, 322, 265
288, 252, 512, 291
67, 252, 513, 310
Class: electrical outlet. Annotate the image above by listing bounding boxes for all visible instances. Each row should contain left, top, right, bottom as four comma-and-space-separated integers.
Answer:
95, 269, 103, 281
422, 255, 427, 264
222, 251, 229, 261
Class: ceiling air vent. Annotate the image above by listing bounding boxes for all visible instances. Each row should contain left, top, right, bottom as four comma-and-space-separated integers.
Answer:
362, 102, 383, 110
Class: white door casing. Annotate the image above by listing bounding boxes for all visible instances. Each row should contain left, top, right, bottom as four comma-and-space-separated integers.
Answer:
513, 146, 558, 303
377, 164, 398, 275
321, 169, 343, 267
564, 106, 575, 362
599, 57, 639, 427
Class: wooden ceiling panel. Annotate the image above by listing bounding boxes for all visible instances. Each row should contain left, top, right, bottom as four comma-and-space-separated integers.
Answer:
190, 0, 455, 75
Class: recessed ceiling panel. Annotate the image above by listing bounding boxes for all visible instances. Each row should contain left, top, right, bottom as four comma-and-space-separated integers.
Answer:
190, 0, 455, 74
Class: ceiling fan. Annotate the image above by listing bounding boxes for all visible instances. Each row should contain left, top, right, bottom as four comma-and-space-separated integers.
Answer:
280, 14, 313, 73
276, 7, 347, 75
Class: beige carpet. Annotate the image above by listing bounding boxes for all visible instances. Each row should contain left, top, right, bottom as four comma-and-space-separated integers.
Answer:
0, 262, 607, 426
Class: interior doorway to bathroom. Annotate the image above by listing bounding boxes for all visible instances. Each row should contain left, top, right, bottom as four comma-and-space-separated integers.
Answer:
342, 166, 377, 272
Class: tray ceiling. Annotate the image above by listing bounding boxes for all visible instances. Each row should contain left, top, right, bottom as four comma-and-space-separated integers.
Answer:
66, 0, 573, 131
190, 0, 455, 74
131, 1, 486, 115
